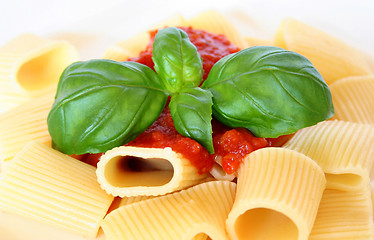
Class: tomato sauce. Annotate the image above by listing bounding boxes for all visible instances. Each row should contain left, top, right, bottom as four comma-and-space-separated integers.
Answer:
81, 26, 289, 174
129, 26, 241, 79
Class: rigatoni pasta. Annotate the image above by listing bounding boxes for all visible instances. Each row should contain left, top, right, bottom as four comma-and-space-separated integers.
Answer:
0, 91, 55, 171
309, 187, 374, 240
102, 180, 236, 240
186, 10, 248, 49
0, 9, 373, 240
103, 14, 186, 61
330, 75, 374, 124
283, 120, 374, 192
96, 146, 209, 197
274, 17, 372, 85
0, 33, 78, 112
226, 147, 326, 240
0, 140, 114, 238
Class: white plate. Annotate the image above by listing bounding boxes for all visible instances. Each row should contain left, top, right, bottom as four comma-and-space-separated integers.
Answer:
1, 0, 374, 239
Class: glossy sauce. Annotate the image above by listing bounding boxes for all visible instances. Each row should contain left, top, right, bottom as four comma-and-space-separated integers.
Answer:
84, 27, 287, 174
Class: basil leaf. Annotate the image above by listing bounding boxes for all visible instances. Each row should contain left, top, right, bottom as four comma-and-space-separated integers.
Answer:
169, 87, 214, 153
47, 59, 168, 155
153, 27, 203, 92
202, 46, 334, 138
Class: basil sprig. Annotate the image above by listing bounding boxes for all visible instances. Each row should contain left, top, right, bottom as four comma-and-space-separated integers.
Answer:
153, 27, 203, 92
169, 87, 214, 153
201, 46, 334, 138
47, 60, 168, 155
48, 27, 334, 156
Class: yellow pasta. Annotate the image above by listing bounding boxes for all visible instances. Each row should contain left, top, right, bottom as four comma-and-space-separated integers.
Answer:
283, 120, 374, 192
1, 9, 374, 240
0, 141, 114, 238
103, 10, 248, 62
103, 14, 186, 61
244, 36, 274, 47
186, 10, 248, 49
209, 161, 236, 181
96, 146, 209, 197
226, 147, 326, 240
0, 34, 78, 111
101, 180, 236, 240
0, 91, 55, 171
309, 187, 374, 240
274, 17, 372, 85
330, 75, 374, 124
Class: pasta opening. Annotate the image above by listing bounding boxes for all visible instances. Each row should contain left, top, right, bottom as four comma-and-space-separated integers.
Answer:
104, 155, 174, 187
192, 233, 208, 240
234, 208, 298, 240
325, 172, 362, 188
17, 46, 75, 91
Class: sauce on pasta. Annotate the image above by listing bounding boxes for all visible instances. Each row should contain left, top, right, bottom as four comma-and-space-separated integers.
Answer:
83, 26, 287, 174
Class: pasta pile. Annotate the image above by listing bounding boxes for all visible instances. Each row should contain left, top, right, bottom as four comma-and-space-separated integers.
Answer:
0, 9, 374, 240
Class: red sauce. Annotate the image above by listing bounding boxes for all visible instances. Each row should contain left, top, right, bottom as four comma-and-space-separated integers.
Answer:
81, 27, 288, 174
128, 106, 213, 174
129, 26, 241, 79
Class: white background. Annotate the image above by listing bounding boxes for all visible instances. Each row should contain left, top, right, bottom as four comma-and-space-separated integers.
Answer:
1, 0, 374, 59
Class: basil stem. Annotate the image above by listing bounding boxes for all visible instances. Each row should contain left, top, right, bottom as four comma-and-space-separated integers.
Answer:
202, 46, 334, 138
169, 87, 214, 153
152, 27, 203, 92
47, 59, 168, 155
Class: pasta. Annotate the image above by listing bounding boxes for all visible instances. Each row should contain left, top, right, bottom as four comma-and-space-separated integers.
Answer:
103, 14, 186, 61
274, 17, 372, 85
226, 147, 326, 240
103, 10, 247, 61
309, 187, 374, 240
0, 9, 373, 240
283, 120, 374, 192
96, 146, 209, 197
0, 91, 55, 171
0, 33, 78, 113
330, 75, 374, 124
101, 180, 236, 240
185, 10, 248, 49
0, 140, 114, 238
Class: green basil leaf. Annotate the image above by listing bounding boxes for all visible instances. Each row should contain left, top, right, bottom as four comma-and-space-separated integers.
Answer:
169, 87, 214, 153
153, 27, 203, 92
202, 46, 334, 138
47, 59, 168, 155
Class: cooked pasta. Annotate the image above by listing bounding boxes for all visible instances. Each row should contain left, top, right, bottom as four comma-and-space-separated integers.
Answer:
101, 180, 236, 240
283, 120, 374, 192
330, 75, 374, 124
274, 17, 372, 85
0, 141, 114, 238
96, 146, 209, 197
0, 33, 78, 112
0, 91, 55, 171
226, 147, 326, 240
186, 10, 248, 49
103, 14, 186, 61
309, 187, 374, 240
0, 9, 373, 240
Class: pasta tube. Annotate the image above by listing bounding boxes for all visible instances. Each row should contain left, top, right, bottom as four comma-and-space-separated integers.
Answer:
0, 141, 114, 238
96, 146, 209, 197
274, 17, 372, 85
283, 120, 374, 192
226, 147, 326, 240
101, 180, 236, 240
330, 75, 374, 124
0, 91, 55, 171
310, 187, 374, 240
103, 14, 186, 61
0, 34, 78, 111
